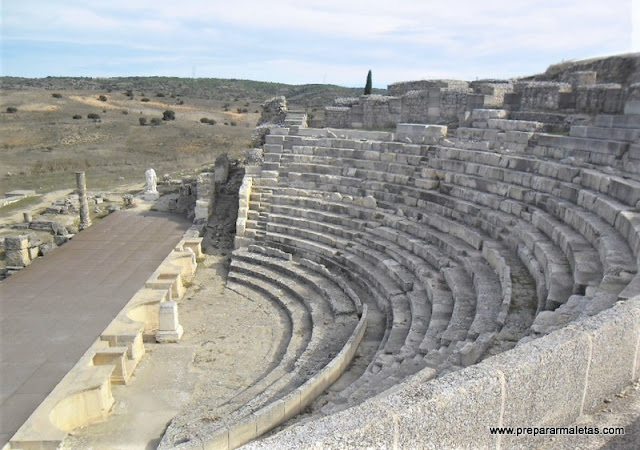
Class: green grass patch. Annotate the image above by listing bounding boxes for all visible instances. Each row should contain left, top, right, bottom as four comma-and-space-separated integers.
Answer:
0, 195, 42, 217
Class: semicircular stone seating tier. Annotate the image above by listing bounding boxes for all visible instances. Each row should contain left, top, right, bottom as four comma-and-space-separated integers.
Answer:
213, 108, 640, 448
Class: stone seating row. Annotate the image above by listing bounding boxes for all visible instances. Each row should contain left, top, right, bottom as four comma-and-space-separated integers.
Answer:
260, 149, 564, 324
432, 145, 640, 270
264, 141, 600, 316
212, 250, 361, 419
158, 263, 369, 449
242, 117, 638, 415
241, 184, 536, 418
258, 188, 512, 368
428, 157, 637, 293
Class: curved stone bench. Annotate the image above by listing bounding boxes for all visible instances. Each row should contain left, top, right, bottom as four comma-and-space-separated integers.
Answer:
231, 115, 640, 447
430, 162, 635, 296
261, 187, 508, 388
264, 174, 516, 350
158, 305, 369, 450
244, 297, 640, 449
237, 247, 359, 316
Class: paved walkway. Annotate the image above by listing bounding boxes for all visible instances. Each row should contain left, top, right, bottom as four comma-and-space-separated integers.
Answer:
0, 210, 191, 447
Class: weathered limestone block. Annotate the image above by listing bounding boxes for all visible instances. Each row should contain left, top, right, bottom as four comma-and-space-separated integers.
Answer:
257, 96, 287, 126
246, 148, 264, 166
514, 81, 572, 110
214, 153, 230, 183
396, 123, 447, 143
362, 195, 377, 209
5, 235, 30, 267
575, 84, 625, 114
471, 108, 508, 121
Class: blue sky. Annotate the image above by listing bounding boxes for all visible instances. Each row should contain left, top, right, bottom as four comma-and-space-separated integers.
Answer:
1, 0, 637, 88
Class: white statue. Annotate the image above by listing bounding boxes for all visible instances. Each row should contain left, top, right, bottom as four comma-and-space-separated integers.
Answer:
145, 168, 158, 193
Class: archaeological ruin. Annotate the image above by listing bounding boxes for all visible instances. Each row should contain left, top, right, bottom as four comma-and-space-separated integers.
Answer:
3, 53, 640, 449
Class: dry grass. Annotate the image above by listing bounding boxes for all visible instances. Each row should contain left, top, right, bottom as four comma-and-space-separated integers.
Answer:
0, 89, 257, 195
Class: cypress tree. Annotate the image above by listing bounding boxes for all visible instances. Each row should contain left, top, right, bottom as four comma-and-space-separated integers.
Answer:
364, 70, 372, 95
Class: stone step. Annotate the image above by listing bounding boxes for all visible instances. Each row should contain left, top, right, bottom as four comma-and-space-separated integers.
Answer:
531, 210, 603, 291
471, 109, 508, 121
594, 114, 640, 129
233, 249, 359, 316
487, 118, 543, 132
569, 125, 639, 142
535, 133, 629, 157
463, 257, 503, 339
440, 267, 477, 344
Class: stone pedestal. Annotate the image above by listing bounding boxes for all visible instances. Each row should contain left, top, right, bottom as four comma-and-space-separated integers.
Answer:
156, 302, 184, 343
5, 236, 31, 267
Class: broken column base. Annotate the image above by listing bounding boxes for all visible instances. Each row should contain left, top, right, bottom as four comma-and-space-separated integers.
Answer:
156, 325, 184, 343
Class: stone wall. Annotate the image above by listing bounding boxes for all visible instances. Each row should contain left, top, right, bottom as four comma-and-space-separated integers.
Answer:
511, 81, 573, 111
362, 95, 402, 129
326, 85, 480, 130
388, 79, 470, 96
246, 297, 640, 449
470, 80, 514, 108
326, 58, 636, 131
574, 84, 626, 114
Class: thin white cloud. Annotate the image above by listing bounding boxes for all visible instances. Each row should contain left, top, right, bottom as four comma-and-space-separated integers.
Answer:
1, 0, 633, 84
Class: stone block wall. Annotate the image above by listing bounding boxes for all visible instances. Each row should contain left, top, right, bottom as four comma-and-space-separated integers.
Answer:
471, 80, 515, 108
575, 84, 626, 114
388, 79, 470, 96
512, 81, 573, 110
324, 107, 352, 128
246, 297, 640, 449
362, 95, 402, 129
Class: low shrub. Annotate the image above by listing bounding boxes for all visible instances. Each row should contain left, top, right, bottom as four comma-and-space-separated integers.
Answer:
141, 97, 150, 102
156, 93, 165, 97
52, 93, 63, 98
98, 95, 107, 102
150, 117, 163, 126
139, 117, 147, 125
72, 114, 82, 119
162, 110, 176, 121
87, 113, 101, 120
122, 110, 129, 115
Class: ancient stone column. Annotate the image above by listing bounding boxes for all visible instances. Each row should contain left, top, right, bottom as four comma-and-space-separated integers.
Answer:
76, 171, 91, 230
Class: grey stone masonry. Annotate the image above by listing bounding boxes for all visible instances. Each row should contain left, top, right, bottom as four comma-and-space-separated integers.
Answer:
569, 125, 639, 142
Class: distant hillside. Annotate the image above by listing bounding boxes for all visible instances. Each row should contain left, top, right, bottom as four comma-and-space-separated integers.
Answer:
0, 76, 386, 108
